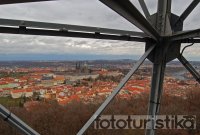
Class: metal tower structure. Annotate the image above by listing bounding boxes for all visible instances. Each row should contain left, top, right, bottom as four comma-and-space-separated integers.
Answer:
0, 0, 200, 135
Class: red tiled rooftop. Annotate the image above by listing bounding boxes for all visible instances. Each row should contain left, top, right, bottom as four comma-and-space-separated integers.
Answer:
125, 86, 143, 91
11, 89, 33, 93
0, 81, 8, 85
11, 89, 25, 93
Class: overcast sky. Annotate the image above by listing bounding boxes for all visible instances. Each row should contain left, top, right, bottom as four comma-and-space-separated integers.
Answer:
0, 0, 199, 60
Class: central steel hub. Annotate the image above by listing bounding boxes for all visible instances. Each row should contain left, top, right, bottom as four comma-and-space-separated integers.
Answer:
146, 13, 183, 63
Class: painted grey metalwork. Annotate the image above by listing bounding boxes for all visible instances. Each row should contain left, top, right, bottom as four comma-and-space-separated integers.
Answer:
145, 1, 172, 134
138, 0, 151, 21
178, 55, 200, 83
0, 0, 53, 5
173, 0, 200, 27
171, 29, 200, 41
0, 105, 40, 135
145, 44, 168, 135
77, 44, 156, 135
181, 38, 200, 43
99, 0, 160, 40
0, 26, 147, 42
0, 0, 199, 135
0, 18, 148, 38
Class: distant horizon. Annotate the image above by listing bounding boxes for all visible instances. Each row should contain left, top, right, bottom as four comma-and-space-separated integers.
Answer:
0, 0, 199, 63
0, 54, 140, 61
0, 54, 199, 62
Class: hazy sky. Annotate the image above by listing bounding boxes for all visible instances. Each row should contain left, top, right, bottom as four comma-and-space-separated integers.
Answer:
0, 0, 199, 60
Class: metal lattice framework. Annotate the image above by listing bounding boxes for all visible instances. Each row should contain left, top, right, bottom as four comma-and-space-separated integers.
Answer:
0, 0, 200, 135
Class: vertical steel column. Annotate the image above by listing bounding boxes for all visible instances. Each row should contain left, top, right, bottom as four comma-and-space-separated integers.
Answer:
156, 0, 172, 35
146, 0, 171, 135
146, 46, 167, 135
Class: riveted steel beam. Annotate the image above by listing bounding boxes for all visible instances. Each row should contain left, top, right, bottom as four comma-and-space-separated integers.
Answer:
0, 26, 147, 42
170, 29, 200, 41
100, 0, 160, 40
0, 105, 40, 135
138, 0, 151, 21
178, 55, 200, 84
0, 18, 148, 38
0, 0, 53, 5
174, 0, 200, 27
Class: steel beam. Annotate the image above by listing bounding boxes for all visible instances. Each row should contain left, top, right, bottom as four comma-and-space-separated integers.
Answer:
138, 0, 151, 20
99, 0, 160, 40
77, 44, 156, 135
178, 55, 200, 83
170, 29, 200, 41
174, 0, 200, 27
146, 62, 166, 135
180, 38, 200, 43
0, 26, 147, 42
0, 0, 53, 5
146, 47, 167, 135
0, 104, 40, 135
146, 1, 171, 135
156, 0, 172, 35
157, 0, 172, 19
0, 18, 148, 38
